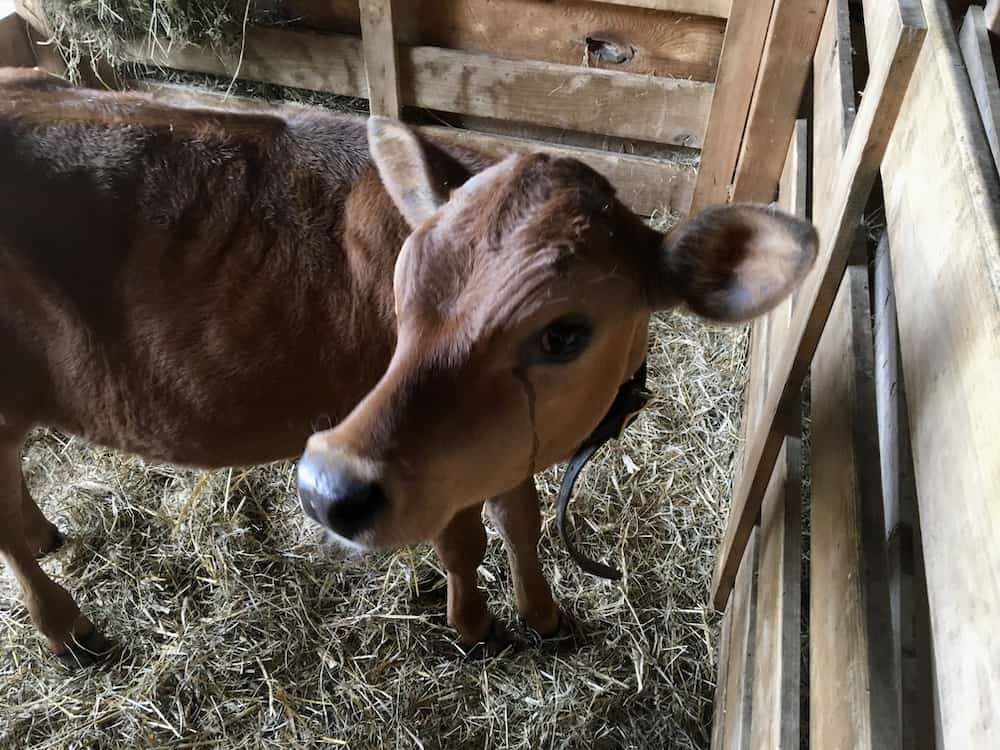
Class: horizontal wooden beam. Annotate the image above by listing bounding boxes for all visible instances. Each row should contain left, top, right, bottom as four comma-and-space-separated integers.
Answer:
125, 80, 695, 216
122, 25, 712, 148
594, 0, 729, 18
711, 0, 926, 611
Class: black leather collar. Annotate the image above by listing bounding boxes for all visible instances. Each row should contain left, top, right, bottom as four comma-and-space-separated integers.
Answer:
556, 361, 651, 580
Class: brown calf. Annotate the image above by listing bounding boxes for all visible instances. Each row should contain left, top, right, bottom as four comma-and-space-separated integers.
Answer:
0, 69, 817, 664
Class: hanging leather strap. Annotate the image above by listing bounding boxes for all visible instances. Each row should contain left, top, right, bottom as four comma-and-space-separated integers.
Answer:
556, 361, 651, 580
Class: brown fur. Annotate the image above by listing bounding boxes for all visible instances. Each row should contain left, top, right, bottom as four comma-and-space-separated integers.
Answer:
0, 69, 817, 658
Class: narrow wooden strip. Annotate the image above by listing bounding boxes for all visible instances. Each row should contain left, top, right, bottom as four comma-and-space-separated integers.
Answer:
400, 45, 713, 147
987, 0, 999, 35
811, 0, 857, 228
0, 10, 34, 67
809, 265, 898, 750
594, 0, 730, 18
124, 80, 695, 216
730, 0, 828, 203
122, 26, 713, 148
873, 231, 923, 750
711, 602, 736, 750
959, 7, 1000, 173
749, 439, 801, 750
358, 0, 400, 118
720, 530, 759, 750
14, 0, 65, 76
711, 2, 926, 611
689, 0, 775, 213
867, 0, 1000, 744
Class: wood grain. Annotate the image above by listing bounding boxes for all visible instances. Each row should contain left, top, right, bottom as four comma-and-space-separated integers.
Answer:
730, 0, 828, 203
0, 9, 34, 67
959, 7, 1000, 173
711, 1, 926, 611
689, 0, 775, 213
866, 0, 1000, 744
358, 0, 400, 118
286, 0, 726, 81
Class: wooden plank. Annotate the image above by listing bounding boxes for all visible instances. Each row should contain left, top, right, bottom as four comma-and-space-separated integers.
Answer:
711, 602, 736, 750
358, 0, 400, 118
809, 265, 899, 750
0, 10, 34, 67
959, 7, 1000, 173
719, 530, 759, 750
399, 45, 713, 148
121, 26, 713, 148
689, 0, 775, 213
125, 80, 696, 217
14, 0, 64, 76
769, 118, 808, 347
711, 1, 926, 611
873, 231, 925, 750
593, 0, 729, 18
748, 439, 801, 750
286, 0, 726, 82
987, 0, 999, 35
865, 0, 1000, 745
730, 0, 828, 203
811, 0, 857, 228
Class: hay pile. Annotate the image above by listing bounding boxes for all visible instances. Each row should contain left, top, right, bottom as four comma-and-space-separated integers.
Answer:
1, 306, 747, 749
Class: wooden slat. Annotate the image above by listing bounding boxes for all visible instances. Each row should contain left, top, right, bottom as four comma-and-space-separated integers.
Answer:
718, 530, 759, 750
749, 440, 801, 750
959, 7, 1000, 173
809, 265, 899, 750
689, 0, 774, 213
14, 0, 64, 76
811, 0, 857, 227
358, 0, 400, 118
125, 80, 696, 217
711, 603, 736, 750
0, 10, 34, 67
987, 0, 999, 35
120, 26, 712, 148
594, 0, 729, 18
873, 231, 928, 750
287, 0, 726, 82
730, 0, 828, 203
865, 0, 1000, 745
711, 0, 926, 611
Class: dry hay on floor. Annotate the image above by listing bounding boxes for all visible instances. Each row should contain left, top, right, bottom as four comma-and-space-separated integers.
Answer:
0, 307, 748, 750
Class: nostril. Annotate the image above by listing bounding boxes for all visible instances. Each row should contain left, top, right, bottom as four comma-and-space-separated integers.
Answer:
325, 481, 387, 540
296, 454, 387, 540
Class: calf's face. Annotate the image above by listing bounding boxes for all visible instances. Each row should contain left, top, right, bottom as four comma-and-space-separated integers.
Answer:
297, 118, 817, 551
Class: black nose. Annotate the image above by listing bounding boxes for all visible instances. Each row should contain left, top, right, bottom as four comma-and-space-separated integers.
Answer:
297, 454, 387, 540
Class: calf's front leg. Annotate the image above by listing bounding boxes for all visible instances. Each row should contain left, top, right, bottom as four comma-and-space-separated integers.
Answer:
432, 502, 494, 645
0, 439, 108, 665
487, 479, 560, 636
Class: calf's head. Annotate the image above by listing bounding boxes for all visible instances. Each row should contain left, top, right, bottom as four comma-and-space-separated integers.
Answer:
297, 118, 817, 550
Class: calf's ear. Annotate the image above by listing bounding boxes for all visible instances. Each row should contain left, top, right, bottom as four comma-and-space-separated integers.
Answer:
651, 203, 818, 322
368, 117, 471, 229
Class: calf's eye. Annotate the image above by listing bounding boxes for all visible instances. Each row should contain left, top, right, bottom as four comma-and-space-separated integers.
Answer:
537, 316, 593, 363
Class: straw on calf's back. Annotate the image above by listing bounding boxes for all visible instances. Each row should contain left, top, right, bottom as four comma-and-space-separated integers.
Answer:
0, 68, 818, 666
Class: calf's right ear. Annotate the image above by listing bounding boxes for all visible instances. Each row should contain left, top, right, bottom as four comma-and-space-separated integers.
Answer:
650, 203, 819, 322
368, 117, 471, 229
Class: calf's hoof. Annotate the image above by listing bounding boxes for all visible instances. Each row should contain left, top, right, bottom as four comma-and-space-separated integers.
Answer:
463, 619, 513, 659
55, 625, 113, 669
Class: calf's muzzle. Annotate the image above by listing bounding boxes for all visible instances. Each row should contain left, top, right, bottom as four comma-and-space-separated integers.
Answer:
297, 452, 388, 541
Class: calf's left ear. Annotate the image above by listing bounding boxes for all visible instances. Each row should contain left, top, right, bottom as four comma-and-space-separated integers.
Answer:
651, 203, 819, 322
368, 117, 471, 229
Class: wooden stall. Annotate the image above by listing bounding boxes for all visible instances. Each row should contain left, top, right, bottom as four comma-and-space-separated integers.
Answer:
708, 0, 1000, 748
4, 0, 999, 746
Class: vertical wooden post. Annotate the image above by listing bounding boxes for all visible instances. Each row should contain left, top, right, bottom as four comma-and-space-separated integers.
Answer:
359, 0, 401, 118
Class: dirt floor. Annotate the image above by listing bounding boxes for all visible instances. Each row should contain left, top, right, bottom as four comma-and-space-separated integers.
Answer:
0, 308, 747, 750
